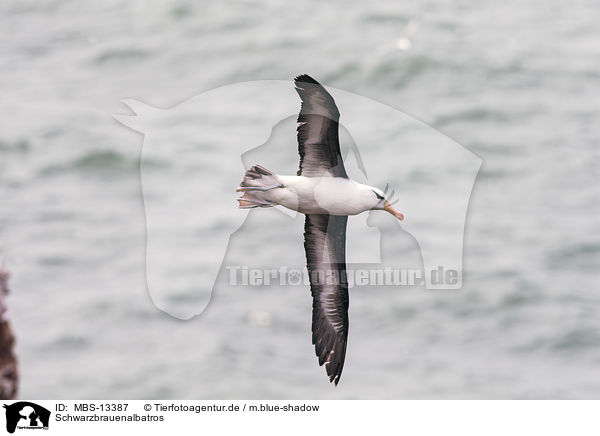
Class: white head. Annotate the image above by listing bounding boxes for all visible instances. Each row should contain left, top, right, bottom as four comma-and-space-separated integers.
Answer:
359, 184, 404, 221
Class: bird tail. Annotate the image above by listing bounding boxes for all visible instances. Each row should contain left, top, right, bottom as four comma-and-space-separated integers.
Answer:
236, 165, 282, 209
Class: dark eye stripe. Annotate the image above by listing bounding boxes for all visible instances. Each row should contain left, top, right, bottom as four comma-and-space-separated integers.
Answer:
373, 190, 384, 200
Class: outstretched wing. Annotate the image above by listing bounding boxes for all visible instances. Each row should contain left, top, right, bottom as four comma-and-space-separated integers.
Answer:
294, 74, 347, 178
304, 214, 349, 385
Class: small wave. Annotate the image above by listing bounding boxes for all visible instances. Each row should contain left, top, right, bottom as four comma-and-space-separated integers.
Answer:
0, 139, 31, 153
94, 48, 151, 65
501, 290, 541, 308
38, 335, 89, 353
40, 150, 153, 176
551, 328, 600, 352
361, 13, 412, 24
171, 4, 192, 20
545, 242, 600, 272
74, 150, 134, 170
37, 255, 70, 266
434, 108, 512, 127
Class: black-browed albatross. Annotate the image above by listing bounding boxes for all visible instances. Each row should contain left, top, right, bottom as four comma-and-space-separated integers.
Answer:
237, 74, 404, 385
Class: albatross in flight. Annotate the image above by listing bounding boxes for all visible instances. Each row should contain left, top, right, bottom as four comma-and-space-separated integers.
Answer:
237, 74, 405, 385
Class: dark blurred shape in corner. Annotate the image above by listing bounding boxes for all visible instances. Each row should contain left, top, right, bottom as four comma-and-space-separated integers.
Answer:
0, 257, 18, 400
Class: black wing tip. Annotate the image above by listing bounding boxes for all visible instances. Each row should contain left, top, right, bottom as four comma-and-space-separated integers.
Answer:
294, 74, 320, 85
312, 332, 346, 386
327, 362, 344, 386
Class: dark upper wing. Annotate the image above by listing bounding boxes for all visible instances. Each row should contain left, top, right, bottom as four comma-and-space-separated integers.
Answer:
304, 214, 349, 385
294, 74, 347, 178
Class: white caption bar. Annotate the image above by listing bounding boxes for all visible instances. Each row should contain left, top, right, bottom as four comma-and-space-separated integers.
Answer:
1, 400, 598, 436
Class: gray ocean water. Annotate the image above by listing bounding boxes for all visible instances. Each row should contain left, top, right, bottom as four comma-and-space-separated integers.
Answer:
1, 0, 599, 399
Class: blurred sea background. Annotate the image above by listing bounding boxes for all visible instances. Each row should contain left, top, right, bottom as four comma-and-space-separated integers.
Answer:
0, 0, 599, 399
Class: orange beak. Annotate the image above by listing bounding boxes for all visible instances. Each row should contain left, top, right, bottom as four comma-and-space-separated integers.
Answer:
384, 201, 404, 221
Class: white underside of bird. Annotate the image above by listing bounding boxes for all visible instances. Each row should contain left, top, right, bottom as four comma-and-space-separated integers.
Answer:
237, 167, 404, 219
